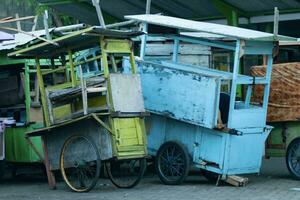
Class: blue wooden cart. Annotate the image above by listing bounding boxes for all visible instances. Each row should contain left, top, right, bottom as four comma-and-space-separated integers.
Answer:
124, 15, 296, 186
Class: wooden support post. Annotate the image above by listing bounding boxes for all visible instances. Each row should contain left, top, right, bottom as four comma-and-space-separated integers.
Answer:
140, 1, 151, 60
140, 24, 148, 59
35, 57, 51, 127
146, 0, 151, 14
100, 38, 109, 78
129, 51, 137, 74
24, 63, 31, 123
15, 13, 21, 31
92, 0, 106, 28
34, 74, 40, 104
227, 40, 241, 128
262, 55, 273, 110
31, 15, 38, 31
110, 55, 117, 73
273, 7, 279, 40
172, 38, 179, 62
79, 66, 88, 115
68, 49, 76, 87
43, 10, 51, 40
45, 90, 54, 124
245, 85, 253, 108
41, 136, 56, 189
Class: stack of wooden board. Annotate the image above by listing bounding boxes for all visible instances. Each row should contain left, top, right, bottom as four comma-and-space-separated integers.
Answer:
251, 62, 300, 122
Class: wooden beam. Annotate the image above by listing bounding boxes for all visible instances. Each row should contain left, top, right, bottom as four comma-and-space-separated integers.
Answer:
0, 15, 35, 24
35, 57, 51, 127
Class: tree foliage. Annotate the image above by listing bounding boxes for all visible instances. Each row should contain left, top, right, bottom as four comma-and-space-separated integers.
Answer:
15, 0, 76, 26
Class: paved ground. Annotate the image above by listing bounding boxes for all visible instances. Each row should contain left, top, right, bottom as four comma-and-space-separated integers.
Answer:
0, 158, 300, 200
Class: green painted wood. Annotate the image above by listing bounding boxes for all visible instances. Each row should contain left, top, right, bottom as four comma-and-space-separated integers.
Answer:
266, 122, 300, 158
5, 123, 44, 163
24, 63, 31, 123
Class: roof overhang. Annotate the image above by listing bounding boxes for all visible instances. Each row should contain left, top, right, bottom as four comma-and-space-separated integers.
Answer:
8, 27, 143, 59
125, 14, 296, 42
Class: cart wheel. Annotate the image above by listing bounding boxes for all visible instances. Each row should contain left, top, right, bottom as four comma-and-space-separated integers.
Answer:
201, 169, 219, 183
286, 138, 300, 180
105, 158, 146, 188
155, 141, 190, 185
60, 135, 101, 192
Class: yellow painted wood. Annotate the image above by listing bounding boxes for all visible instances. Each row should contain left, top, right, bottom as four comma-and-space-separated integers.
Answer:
110, 117, 147, 159
46, 82, 73, 91
100, 37, 109, 78
53, 104, 72, 121
104, 39, 132, 54
35, 57, 50, 127
129, 51, 137, 74
75, 96, 107, 110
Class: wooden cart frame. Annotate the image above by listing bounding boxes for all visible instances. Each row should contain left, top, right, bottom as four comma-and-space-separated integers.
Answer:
9, 27, 148, 192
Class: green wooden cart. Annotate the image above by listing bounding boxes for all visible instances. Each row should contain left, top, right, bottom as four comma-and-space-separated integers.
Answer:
0, 52, 56, 177
8, 27, 148, 192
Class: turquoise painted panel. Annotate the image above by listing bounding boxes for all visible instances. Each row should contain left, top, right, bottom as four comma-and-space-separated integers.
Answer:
230, 108, 266, 129
197, 130, 227, 170
124, 59, 220, 129
225, 132, 266, 174
146, 114, 270, 175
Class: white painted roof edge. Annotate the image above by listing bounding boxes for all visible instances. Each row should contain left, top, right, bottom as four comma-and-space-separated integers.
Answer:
125, 14, 296, 41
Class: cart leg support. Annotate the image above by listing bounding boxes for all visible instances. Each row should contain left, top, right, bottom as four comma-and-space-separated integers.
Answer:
42, 136, 56, 189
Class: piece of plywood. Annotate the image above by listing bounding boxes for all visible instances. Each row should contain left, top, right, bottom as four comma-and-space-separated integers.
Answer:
109, 74, 145, 113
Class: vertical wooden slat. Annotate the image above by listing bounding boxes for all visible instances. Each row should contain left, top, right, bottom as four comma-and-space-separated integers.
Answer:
68, 49, 76, 87
100, 37, 109, 78
24, 63, 31, 123
227, 40, 241, 128
35, 57, 50, 127
109, 55, 117, 73
129, 50, 137, 74
41, 136, 56, 189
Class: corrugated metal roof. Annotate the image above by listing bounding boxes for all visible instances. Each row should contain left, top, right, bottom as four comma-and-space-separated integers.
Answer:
0, 31, 14, 41
0, 29, 53, 51
37, 0, 300, 24
226, 0, 300, 13
8, 27, 143, 58
126, 14, 296, 41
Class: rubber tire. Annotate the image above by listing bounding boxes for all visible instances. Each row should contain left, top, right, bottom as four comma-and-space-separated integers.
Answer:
286, 138, 300, 180
155, 141, 190, 185
60, 135, 101, 192
105, 158, 147, 189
